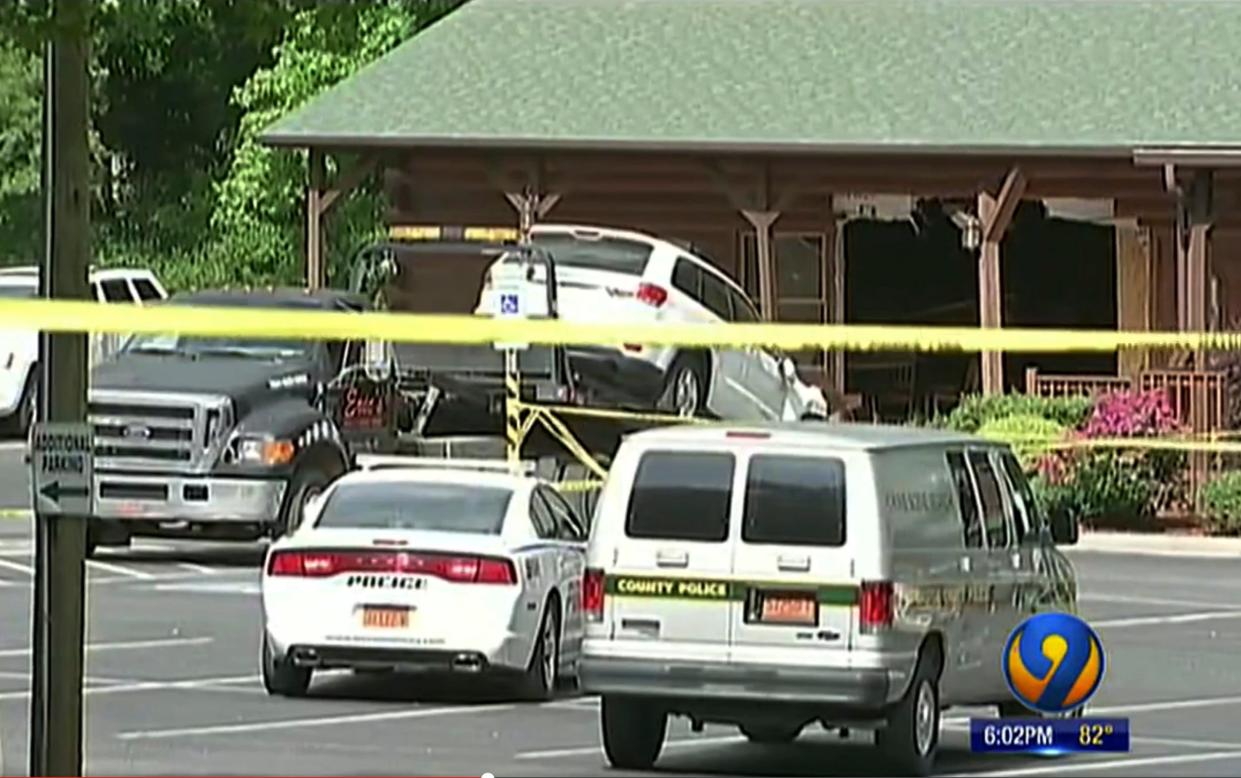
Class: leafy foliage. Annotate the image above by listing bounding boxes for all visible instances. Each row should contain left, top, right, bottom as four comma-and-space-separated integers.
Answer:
939, 392, 1094, 433
0, 36, 41, 264
976, 413, 1067, 470
1201, 471, 1241, 535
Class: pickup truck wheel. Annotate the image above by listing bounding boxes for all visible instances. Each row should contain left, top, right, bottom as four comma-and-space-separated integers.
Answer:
277, 465, 331, 538
875, 647, 941, 776
261, 632, 310, 697
601, 695, 666, 770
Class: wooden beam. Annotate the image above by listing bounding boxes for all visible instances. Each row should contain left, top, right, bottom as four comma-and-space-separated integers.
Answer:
982, 167, 1028, 244
1116, 223, 1152, 378
977, 192, 1003, 395
319, 154, 378, 215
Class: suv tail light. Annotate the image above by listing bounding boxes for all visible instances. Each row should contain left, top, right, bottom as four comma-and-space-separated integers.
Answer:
859, 580, 894, 631
636, 282, 668, 308
266, 549, 516, 585
582, 567, 605, 621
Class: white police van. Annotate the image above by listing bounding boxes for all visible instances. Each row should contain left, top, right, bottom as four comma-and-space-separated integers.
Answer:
579, 422, 1080, 775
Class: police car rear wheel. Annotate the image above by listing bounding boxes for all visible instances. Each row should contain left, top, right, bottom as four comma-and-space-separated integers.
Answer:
261, 632, 311, 697
517, 600, 559, 701
876, 652, 940, 776
601, 696, 666, 770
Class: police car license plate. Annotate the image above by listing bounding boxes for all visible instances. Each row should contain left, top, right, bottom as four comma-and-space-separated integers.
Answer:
748, 590, 818, 626
361, 606, 409, 629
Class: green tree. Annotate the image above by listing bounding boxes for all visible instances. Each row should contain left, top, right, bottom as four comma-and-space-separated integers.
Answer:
210, 0, 466, 289
0, 35, 42, 265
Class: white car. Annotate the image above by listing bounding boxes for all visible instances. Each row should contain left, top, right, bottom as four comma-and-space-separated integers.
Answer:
475, 224, 828, 421
0, 266, 167, 434
260, 456, 588, 701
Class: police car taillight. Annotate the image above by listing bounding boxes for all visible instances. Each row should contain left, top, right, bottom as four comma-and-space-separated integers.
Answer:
582, 567, 605, 621
266, 549, 516, 585
859, 580, 894, 631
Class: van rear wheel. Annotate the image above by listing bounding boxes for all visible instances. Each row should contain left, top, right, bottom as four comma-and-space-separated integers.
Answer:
601, 695, 666, 770
875, 650, 941, 776
740, 721, 802, 744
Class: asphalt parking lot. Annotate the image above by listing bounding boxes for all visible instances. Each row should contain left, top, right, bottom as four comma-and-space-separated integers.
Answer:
1, 441, 1241, 776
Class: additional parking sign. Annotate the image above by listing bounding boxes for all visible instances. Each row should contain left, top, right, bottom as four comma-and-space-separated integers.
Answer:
30, 421, 94, 517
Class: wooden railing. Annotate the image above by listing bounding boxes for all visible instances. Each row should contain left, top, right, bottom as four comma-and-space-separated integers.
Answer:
1025, 366, 1229, 514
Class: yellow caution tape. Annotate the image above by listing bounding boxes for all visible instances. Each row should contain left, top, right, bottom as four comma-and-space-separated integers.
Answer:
552, 479, 605, 493
388, 225, 520, 243
6, 298, 1241, 353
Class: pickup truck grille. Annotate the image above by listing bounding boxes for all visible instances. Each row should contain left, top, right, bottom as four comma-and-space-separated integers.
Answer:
89, 390, 231, 474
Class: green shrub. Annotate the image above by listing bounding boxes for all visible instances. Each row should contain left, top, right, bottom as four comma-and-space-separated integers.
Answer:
1201, 471, 1241, 535
976, 414, 1067, 470
941, 393, 1095, 433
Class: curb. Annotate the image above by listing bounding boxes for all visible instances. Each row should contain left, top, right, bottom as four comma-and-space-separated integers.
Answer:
1072, 530, 1241, 558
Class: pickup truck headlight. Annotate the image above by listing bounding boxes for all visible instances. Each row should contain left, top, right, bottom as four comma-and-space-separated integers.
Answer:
233, 436, 295, 466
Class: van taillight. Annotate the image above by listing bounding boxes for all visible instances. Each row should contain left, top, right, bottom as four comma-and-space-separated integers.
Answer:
636, 282, 668, 308
859, 580, 894, 631
582, 567, 605, 621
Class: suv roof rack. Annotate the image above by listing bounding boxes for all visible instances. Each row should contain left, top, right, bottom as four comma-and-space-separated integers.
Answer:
354, 454, 537, 476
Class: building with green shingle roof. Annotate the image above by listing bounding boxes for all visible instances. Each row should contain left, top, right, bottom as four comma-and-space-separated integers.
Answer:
262, 0, 1241, 408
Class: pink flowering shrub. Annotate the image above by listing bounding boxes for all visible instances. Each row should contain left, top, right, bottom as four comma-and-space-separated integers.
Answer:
1030, 389, 1186, 527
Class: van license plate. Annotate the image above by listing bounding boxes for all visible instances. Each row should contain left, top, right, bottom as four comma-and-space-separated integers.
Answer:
361, 606, 409, 629
748, 590, 818, 626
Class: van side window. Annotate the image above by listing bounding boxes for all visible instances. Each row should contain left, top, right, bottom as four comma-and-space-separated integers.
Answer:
968, 451, 1010, 549
999, 451, 1040, 542
742, 455, 845, 546
946, 452, 983, 548
626, 451, 734, 542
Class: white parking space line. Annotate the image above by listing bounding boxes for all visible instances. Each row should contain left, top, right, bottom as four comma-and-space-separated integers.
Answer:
150, 580, 259, 595
948, 749, 1241, 776
177, 562, 216, 575
85, 558, 155, 580
0, 673, 260, 702
0, 635, 211, 658
518, 734, 744, 760
116, 702, 517, 740
1079, 592, 1235, 609
1092, 693, 1241, 716
0, 557, 33, 576
1092, 609, 1241, 629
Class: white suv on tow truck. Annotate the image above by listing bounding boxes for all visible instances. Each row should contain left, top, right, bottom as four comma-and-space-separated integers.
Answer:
475, 224, 828, 422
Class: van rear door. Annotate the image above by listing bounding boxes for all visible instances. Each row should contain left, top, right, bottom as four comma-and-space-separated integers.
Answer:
606, 448, 737, 663
728, 449, 857, 668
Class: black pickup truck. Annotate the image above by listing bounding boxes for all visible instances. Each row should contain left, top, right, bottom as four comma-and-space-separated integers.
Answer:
85, 287, 402, 553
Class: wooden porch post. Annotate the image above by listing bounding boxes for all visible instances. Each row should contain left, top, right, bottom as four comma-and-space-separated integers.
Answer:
829, 204, 846, 397
306, 148, 325, 289
739, 210, 780, 319
977, 168, 1027, 395
1116, 221, 1152, 378
1178, 170, 1214, 367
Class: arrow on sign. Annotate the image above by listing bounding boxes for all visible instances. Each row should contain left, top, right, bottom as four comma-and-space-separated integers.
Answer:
39, 481, 89, 505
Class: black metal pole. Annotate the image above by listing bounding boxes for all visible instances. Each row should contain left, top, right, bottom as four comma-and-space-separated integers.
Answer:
29, 0, 91, 775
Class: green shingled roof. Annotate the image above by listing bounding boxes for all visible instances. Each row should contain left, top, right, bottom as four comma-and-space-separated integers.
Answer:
261, 0, 1241, 154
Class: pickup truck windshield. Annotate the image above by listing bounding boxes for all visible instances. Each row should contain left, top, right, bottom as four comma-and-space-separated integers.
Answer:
122, 333, 310, 359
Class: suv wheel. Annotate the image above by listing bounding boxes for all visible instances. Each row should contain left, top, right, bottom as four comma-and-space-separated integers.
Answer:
601, 695, 667, 770
659, 356, 706, 417
875, 648, 941, 776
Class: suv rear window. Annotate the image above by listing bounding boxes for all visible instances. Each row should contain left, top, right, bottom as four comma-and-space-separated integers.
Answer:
316, 481, 512, 534
626, 451, 734, 542
742, 455, 846, 546
533, 233, 653, 275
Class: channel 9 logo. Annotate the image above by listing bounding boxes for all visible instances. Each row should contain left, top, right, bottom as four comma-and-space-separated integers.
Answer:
1003, 612, 1105, 715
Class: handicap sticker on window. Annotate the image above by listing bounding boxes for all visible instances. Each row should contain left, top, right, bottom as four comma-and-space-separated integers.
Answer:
499, 292, 520, 316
